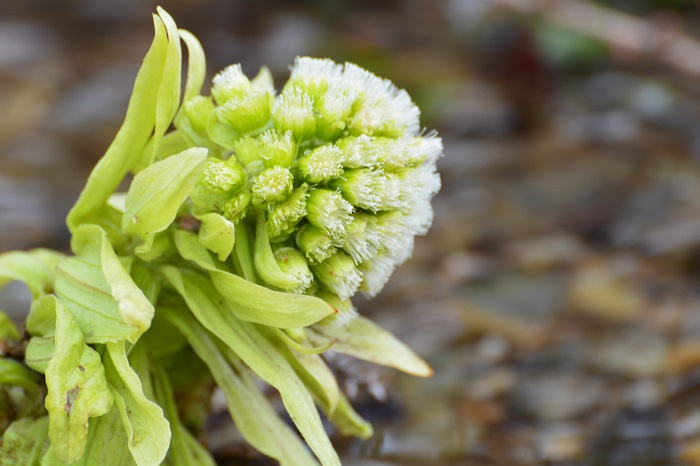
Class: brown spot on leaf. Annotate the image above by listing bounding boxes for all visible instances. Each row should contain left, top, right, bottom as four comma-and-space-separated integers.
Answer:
64, 386, 81, 415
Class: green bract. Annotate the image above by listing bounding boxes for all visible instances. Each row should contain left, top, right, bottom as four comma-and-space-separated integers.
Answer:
0, 7, 441, 466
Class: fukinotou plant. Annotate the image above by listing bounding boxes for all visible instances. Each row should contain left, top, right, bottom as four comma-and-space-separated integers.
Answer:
0, 7, 442, 466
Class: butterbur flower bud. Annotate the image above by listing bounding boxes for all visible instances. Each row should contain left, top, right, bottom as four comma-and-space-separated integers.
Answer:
336, 135, 379, 169
217, 88, 273, 135
311, 251, 363, 301
331, 168, 384, 211
306, 188, 353, 239
183, 96, 215, 136
192, 56, 442, 301
267, 185, 308, 240
286, 57, 340, 100
223, 190, 252, 223
252, 166, 293, 203
297, 144, 344, 184
296, 224, 340, 263
315, 288, 358, 328
273, 87, 316, 141
201, 158, 246, 193
258, 130, 297, 168
211, 64, 252, 105
343, 213, 381, 265
274, 247, 314, 294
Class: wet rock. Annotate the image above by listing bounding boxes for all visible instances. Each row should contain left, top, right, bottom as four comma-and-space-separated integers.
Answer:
507, 233, 587, 271
511, 373, 605, 421
586, 329, 668, 377
583, 406, 674, 466
569, 259, 647, 321
537, 423, 584, 462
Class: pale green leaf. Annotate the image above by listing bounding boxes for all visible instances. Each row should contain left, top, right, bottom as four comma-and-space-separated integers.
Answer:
26, 295, 57, 337
311, 316, 433, 377
209, 269, 336, 329
197, 213, 235, 261
25, 336, 54, 374
231, 222, 257, 282
273, 336, 339, 414
45, 301, 113, 464
155, 130, 190, 161
206, 114, 239, 151
0, 358, 40, 389
103, 341, 170, 466
139, 7, 182, 170
122, 147, 207, 251
55, 225, 154, 344
151, 359, 217, 466
178, 29, 206, 116
325, 392, 373, 439
173, 230, 219, 271
0, 416, 50, 466
164, 307, 317, 466
254, 215, 305, 290
0, 249, 64, 298
0, 311, 19, 341
66, 12, 170, 231
41, 408, 136, 466
162, 268, 339, 466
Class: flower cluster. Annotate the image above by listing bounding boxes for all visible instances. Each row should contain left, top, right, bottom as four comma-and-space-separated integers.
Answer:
182, 57, 442, 303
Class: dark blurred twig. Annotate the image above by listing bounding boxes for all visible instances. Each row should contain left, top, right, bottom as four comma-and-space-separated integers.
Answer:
497, 0, 700, 77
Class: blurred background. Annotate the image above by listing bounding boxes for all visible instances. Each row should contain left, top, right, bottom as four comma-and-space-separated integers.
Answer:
4, 0, 700, 464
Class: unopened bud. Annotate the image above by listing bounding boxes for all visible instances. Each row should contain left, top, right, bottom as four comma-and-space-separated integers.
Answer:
252, 166, 294, 203
306, 188, 353, 239
274, 247, 314, 294
331, 168, 384, 211
297, 144, 344, 184
216, 87, 274, 135
311, 251, 363, 301
296, 223, 340, 263
211, 64, 252, 105
267, 186, 308, 240
223, 190, 252, 223
273, 87, 316, 141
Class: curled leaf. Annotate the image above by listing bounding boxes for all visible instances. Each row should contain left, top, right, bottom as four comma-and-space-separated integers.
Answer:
103, 342, 170, 466
55, 225, 154, 344
45, 301, 113, 464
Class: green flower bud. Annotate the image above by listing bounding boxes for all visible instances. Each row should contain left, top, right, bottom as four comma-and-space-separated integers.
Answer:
331, 168, 384, 211
201, 158, 246, 193
359, 253, 396, 298
375, 211, 411, 255
404, 133, 443, 166
378, 172, 406, 211
297, 144, 344, 184
343, 63, 420, 138
258, 130, 297, 168
336, 135, 379, 168
252, 166, 293, 203
306, 188, 353, 239
273, 87, 316, 141
375, 137, 411, 171
211, 64, 252, 105
183, 96, 215, 136
223, 190, 252, 223
343, 213, 381, 265
274, 247, 314, 294
315, 82, 358, 140
267, 185, 308, 240
217, 87, 274, 135
311, 251, 363, 301
231, 136, 261, 167
296, 223, 340, 263
286, 57, 341, 100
